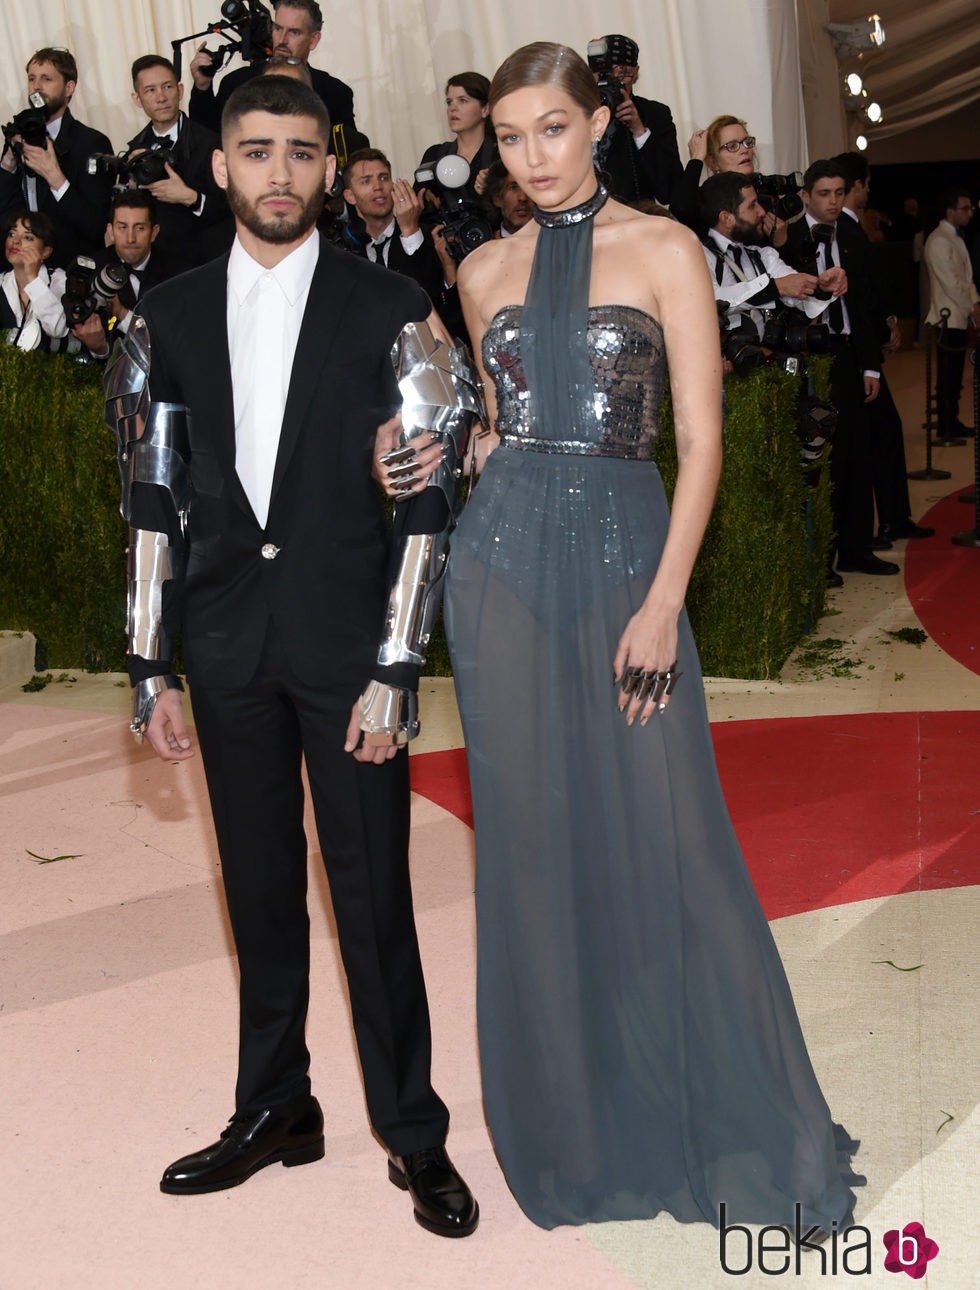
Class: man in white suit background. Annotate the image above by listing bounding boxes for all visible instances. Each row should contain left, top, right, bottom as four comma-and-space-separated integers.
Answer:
924, 189, 980, 438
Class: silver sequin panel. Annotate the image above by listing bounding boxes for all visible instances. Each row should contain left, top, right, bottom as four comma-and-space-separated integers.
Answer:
483, 304, 666, 460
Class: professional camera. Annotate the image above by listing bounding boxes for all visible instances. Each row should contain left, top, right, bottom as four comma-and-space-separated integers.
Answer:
717, 305, 766, 375
586, 39, 627, 119
751, 172, 804, 223
87, 148, 177, 188
173, 0, 273, 79
2, 93, 50, 162
797, 394, 837, 469
761, 306, 831, 356
414, 155, 493, 264
61, 256, 129, 326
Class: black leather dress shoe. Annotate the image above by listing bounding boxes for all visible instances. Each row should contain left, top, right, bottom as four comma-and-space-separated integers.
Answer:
388, 1146, 479, 1237
878, 520, 936, 541
160, 1098, 325, 1194
953, 420, 975, 437
870, 537, 893, 551
826, 569, 844, 588
836, 554, 900, 576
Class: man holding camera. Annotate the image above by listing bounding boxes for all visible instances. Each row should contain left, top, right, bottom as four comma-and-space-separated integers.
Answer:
341, 148, 443, 300
700, 172, 845, 342
0, 47, 112, 268
127, 55, 232, 272
783, 159, 898, 579
586, 34, 683, 206
189, 1, 358, 140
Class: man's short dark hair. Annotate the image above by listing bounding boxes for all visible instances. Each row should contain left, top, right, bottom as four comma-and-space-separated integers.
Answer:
131, 55, 178, 89
221, 75, 331, 144
26, 47, 78, 83
699, 172, 754, 229
831, 151, 869, 195
110, 188, 158, 223
2, 207, 56, 248
940, 187, 972, 214
342, 148, 391, 190
802, 159, 845, 193
276, 0, 323, 31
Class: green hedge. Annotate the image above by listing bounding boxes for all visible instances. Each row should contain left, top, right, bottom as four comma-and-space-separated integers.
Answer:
0, 348, 831, 679
0, 348, 127, 671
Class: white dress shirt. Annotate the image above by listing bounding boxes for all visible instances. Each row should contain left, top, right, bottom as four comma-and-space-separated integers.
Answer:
366, 217, 424, 266
227, 230, 318, 528
703, 229, 826, 337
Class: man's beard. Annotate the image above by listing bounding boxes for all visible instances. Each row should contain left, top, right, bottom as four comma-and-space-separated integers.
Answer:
225, 177, 324, 244
41, 90, 67, 119
730, 216, 767, 246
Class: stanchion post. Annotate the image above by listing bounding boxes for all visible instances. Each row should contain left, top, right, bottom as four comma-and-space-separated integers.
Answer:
951, 335, 980, 547
932, 309, 967, 448
908, 321, 952, 481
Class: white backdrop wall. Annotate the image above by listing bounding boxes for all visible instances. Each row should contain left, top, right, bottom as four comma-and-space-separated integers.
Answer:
0, 0, 809, 189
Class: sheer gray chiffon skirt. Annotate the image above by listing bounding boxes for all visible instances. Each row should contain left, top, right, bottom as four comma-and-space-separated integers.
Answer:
444, 446, 862, 1230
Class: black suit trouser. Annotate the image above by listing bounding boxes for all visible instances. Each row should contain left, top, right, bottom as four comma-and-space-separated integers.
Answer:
188, 620, 450, 1155
868, 372, 912, 526
827, 341, 875, 561
935, 327, 967, 433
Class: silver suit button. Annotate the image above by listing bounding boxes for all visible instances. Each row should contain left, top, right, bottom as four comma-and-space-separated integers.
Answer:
261, 543, 280, 560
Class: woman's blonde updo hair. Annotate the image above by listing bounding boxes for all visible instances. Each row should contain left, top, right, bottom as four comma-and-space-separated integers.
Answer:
488, 42, 601, 119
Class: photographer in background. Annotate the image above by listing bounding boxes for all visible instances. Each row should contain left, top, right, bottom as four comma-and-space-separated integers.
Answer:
0, 47, 112, 268
700, 172, 844, 346
126, 55, 232, 271
783, 160, 898, 581
341, 148, 442, 301
587, 34, 682, 206
485, 161, 532, 237
833, 151, 933, 543
0, 209, 69, 350
188, 1, 358, 137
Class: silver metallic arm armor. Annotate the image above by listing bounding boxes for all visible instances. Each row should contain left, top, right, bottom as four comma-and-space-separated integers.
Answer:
104, 314, 191, 740
357, 319, 487, 746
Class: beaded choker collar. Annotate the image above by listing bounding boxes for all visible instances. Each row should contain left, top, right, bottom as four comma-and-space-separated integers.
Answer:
533, 185, 609, 228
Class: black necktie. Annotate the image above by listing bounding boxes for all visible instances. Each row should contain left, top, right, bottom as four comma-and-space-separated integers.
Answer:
746, 247, 764, 276
730, 245, 743, 272
822, 241, 846, 333
371, 234, 392, 266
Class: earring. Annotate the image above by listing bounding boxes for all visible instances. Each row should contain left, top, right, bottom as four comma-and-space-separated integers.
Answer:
591, 137, 600, 167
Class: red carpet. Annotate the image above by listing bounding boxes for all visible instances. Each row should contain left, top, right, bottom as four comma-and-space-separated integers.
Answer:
905, 486, 980, 676
410, 711, 980, 920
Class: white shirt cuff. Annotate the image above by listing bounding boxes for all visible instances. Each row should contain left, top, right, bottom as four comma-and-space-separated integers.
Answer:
51, 178, 70, 201
399, 229, 424, 255
633, 129, 651, 149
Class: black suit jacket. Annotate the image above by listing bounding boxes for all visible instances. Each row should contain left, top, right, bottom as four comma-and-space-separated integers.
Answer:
133, 238, 429, 690
839, 210, 893, 347
0, 108, 113, 267
95, 245, 176, 312
601, 95, 683, 205
126, 113, 233, 270
782, 217, 881, 372
346, 224, 442, 306
189, 63, 356, 135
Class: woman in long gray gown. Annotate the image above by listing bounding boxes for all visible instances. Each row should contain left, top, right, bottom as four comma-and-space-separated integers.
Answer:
389, 42, 863, 1234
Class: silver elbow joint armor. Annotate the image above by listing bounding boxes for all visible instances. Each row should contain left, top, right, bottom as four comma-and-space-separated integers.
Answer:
104, 315, 191, 666
358, 320, 487, 745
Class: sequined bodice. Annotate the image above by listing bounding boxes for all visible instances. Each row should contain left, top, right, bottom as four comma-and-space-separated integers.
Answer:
482, 304, 666, 460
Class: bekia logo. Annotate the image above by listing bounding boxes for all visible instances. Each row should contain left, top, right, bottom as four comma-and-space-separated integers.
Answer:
882, 1223, 940, 1279
719, 1206, 940, 1277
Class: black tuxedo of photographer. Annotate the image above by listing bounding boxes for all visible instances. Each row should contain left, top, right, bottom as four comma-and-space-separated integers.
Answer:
126, 114, 234, 271
0, 108, 113, 269
839, 204, 922, 540
783, 205, 893, 571
602, 94, 683, 205
190, 62, 356, 137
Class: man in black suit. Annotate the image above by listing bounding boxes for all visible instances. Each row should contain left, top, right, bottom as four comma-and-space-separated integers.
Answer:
127, 55, 233, 271
0, 47, 112, 268
587, 34, 683, 205
107, 74, 477, 1236
188, 0, 358, 140
783, 159, 899, 579
342, 148, 443, 301
833, 152, 933, 544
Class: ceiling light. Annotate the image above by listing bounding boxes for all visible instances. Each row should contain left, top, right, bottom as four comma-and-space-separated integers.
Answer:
865, 101, 883, 123
855, 134, 868, 151
845, 72, 863, 95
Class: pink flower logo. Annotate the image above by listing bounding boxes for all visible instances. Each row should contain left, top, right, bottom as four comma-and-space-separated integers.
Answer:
883, 1223, 939, 1278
